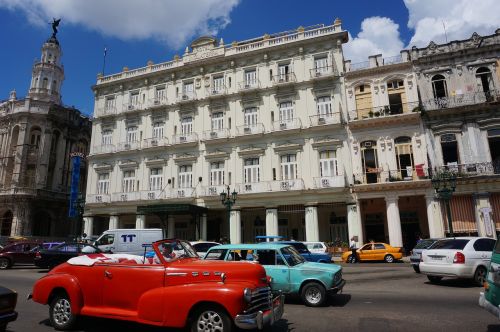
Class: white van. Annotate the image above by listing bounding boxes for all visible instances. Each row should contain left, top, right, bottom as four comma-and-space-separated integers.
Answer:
93, 229, 164, 255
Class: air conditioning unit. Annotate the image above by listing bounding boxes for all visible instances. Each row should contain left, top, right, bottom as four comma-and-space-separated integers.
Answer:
279, 122, 287, 129
318, 117, 326, 124
124, 143, 131, 149
210, 131, 218, 138
128, 105, 135, 110
243, 127, 251, 133
179, 136, 187, 142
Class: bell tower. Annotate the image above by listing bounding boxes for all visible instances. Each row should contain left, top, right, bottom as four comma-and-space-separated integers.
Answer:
28, 19, 64, 104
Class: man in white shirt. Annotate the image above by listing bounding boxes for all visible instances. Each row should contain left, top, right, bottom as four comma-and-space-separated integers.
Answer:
349, 238, 358, 263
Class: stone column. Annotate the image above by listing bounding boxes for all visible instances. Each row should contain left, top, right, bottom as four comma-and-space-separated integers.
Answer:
167, 215, 175, 238
425, 194, 445, 238
305, 205, 319, 242
10, 203, 30, 237
347, 201, 364, 247
36, 128, 52, 187
135, 214, 146, 229
109, 215, 119, 230
385, 195, 403, 247
83, 216, 94, 236
11, 123, 29, 185
265, 208, 278, 237
200, 213, 207, 241
229, 209, 241, 244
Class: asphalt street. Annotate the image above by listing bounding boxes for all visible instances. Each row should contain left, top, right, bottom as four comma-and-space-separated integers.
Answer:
0, 262, 498, 332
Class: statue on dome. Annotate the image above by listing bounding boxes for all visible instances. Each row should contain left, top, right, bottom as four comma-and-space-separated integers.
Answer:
51, 18, 61, 38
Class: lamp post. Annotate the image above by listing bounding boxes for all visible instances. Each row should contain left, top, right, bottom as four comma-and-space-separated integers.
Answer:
431, 170, 457, 237
75, 193, 86, 240
220, 186, 237, 241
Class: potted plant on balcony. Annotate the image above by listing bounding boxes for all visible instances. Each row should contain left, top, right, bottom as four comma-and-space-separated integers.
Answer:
368, 110, 374, 118
374, 110, 381, 117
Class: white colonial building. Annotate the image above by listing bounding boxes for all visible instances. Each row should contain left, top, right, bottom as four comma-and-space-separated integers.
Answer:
84, 20, 360, 245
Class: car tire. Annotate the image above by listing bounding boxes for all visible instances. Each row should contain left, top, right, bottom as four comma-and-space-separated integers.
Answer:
49, 293, 77, 331
427, 276, 443, 284
0, 258, 11, 269
301, 282, 327, 307
474, 266, 487, 287
384, 254, 394, 263
190, 304, 232, 332
412, 265, 420, 273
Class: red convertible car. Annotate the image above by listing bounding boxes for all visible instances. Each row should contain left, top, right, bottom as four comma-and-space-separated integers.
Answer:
30, 239, 283, 331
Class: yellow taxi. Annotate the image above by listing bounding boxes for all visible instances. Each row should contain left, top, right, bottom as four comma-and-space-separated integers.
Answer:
342, 242, 403, 263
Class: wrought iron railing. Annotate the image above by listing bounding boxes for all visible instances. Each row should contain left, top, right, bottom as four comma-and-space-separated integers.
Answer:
421, 90, 500, 111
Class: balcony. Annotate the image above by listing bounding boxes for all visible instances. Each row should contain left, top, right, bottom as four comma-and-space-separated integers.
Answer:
143, 137, 169, 149
123, 102, 144, 113
86, 194, 111, 204
140, 190, 167, 200
171, 133, 198, 145
117, 141, 141, 152
111, 191, 141, 202
202, 185, 227, 197
435, 162, 500, 178
309, 66, 339, 80
202, 129, 230, 141
238, 80, 261, 93
172, 187, 195, 199
95, 107, 116, 118
309, 113, 341, 127
237, 182, 271, 194
352, 101, 420, 121
236, 123, 265, 136
272, 118, 302, 132
149, 97, 168, 108
314, 175, 346, 188
422, 90, 500, 111
91, 144, 116, 155
353, 165, 430, 185
272, 73, 296, 86
176, 92, 197, 103
269, 179, 305, 192
206, 86, 227, 98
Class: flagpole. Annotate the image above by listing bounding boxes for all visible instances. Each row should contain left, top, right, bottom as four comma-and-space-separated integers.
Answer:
102, 47, 108, 76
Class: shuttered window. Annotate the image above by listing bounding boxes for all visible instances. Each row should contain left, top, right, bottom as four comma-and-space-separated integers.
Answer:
441, 195, 476, 233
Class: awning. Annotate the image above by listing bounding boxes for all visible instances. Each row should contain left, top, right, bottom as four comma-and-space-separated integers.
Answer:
137, 204, 208, 215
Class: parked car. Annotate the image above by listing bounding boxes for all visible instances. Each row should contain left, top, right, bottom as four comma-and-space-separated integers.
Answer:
420, 237, 495, 285
30, 239, 283, 331
268, 241, 332, 263
303, 241, 329, 254
0, 286, 18, 331
410, 238, 441, 273
341, 242, 403, 263
0, 241, 40, 269
204, 243, 345, 307
190, 241, 221, 257
93, 228, 164, 255
34, 242, 102, 269
479, 237, 500, 318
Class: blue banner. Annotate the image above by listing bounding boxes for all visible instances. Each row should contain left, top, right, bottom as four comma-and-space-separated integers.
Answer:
68, 155, 81, 217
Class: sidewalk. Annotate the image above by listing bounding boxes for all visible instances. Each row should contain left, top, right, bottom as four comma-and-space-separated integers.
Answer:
331, 255, 410, 263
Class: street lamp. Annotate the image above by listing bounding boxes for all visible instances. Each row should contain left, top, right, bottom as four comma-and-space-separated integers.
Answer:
431, 170, 457, 237
75, 193, 86, 240
220, 186, 237, 239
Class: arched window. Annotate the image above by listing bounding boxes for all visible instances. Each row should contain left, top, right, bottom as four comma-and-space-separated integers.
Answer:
476, 67, 493, 95
431, 74, 448, 99
395, 137, 414, 180
42, 78, 48, 89
29, 127, 42, 148
361, 140, 378, 184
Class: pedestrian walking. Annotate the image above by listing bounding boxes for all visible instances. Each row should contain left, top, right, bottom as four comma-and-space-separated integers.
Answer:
349, 237, 357, 263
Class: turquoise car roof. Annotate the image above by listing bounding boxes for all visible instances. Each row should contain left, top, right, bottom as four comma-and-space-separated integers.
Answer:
209, 243, 290, 250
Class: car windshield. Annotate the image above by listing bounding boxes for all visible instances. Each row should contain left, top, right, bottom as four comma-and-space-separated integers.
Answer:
431, 239, 469, 250
280, 246, 305, 266
287, 242, 309, 254
414, 239, 436, 250
154, 240, 198, 262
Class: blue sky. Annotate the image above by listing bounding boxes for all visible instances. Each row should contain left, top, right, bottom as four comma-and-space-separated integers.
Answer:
0, 0, 498, 116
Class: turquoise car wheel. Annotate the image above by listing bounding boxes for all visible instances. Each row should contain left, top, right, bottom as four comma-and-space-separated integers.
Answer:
301, 282, 326, 307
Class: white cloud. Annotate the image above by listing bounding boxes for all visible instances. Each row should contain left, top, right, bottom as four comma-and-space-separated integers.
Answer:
0, 0, 240, 49
405, 0, 500, 47
344, 16, 404, 63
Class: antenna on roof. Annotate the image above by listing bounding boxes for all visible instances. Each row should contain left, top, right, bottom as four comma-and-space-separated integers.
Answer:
442, 21, 448, 43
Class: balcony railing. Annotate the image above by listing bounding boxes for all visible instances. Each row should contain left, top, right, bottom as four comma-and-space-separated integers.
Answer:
123, 102, 144, 113
177, 91, 197, 103
117, 140, 141, 151
236, 123, 265, 136
272, 118, 302, 131
352, 101, 420, 120
435, 162, 500, 178
238, 80, 261, 92
202, 129, 230, 141
149, 97, 168, 108
95, 107, 116, 117
140, 190, 167, 200
314, 175, 346, 188
172, 133, 198, 144
143, 137, 169, 149
382, 54, 403, 65
272, 73, 296, 85
349, 61, 370, 71
173, 187, 195, 198
207, 85, 227, 97
111, 191, 141, 202
422, 90, 500, 111
309, 65, 339, 79
92, 144, 116, 155
203, 185, 227, 197
237, 182, 271, 194
309, 113, 341, 126
269, 179, 304, 191
86, 194, 111, 204
353, 165, 430, 185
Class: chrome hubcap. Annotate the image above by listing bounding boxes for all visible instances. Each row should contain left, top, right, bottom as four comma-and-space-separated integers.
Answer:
197, 310, 223, 332
386, 256, 393, 262
53, 298, 71, 326
477, 269, 486, 283
305, 287, 322, 304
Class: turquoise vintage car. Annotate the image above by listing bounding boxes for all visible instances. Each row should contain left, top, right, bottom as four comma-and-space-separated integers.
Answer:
203, 243, 345, 307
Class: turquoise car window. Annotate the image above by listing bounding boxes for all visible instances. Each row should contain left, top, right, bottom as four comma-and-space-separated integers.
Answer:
205, 249, 227, 260
495, 240, 500, 254
228, 250, 242, 261
256, 250, 277, 265
280, 246, 305, 266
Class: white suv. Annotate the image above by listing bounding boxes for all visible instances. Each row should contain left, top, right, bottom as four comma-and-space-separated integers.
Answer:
303, 241, 329, 254
419, 237, 495, 286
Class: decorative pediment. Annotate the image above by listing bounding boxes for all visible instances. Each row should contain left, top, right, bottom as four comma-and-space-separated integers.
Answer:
273, 142, 302, 153
174, 153, 198, 164
118, 160, 139, 169
93, 163, 113, 172
190, 36, 217, 51
311, 137, 343, 149
238, 146, 266, 157
205, 150, 230, 160
145, 156, 168, 167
